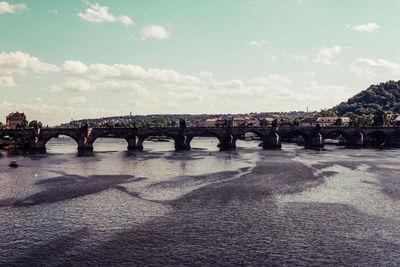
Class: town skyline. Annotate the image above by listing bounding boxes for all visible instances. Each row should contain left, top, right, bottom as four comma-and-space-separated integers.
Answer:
1, 0, 400, 125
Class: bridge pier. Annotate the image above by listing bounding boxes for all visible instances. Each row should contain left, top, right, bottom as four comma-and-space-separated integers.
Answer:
347, 132, 365, 147
28, 128, 46, 150
306, 133, 324, 148
262, 133, 282, 149
218, 134, 236, 151
174, 135, 191, 151
77, 139, 94, 151
126, 136, 144, 150
77, 125, 94, 151
28, 140, 46, 150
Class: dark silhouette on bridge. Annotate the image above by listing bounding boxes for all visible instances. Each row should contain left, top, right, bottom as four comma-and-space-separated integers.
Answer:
0, 124, 398, 151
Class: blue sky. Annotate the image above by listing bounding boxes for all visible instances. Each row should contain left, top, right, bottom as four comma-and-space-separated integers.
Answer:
1, 0, 400, 125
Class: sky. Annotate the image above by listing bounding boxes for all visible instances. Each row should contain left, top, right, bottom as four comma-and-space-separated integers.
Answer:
1, 0, 400, 125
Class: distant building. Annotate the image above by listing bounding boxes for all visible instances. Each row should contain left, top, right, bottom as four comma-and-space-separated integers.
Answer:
215, 119, 226, 127
300, 117, 350, 127
262, 117, 275, 123
317, 117, 350, 127
6, 112, 27, 129
197, 118, 218, 127
232, 117, 246, 127
299, 118, 318, 127
245, 119, 259, 127
388, 114, 400, 125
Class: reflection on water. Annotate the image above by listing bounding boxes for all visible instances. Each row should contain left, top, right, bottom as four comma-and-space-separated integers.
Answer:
1, 138, 400, 265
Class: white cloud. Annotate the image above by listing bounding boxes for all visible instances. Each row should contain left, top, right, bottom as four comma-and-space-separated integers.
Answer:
141, 25, 169, 41
28, 97, 43, 102
78, 3, 134, 26
42, 85, 63, 93
44, 79, 146, 94
249, 40, 268, 47
0, 100, 121, 126
0, 51, 59, 74
94, 80, 146, 93
63, 61, 199, 85
87, 63, 121, 78
299, 81, 351, 103
48, 9, 58, 15
117, 15, 134, 26
290, 54, 307, 61
66, 96, 86, 104
350, 58, 400, 76
0, 1, 27, 14
62, 60, 88, 75
27, 56, 60, 73
281, 52, 308, 61
211, 79, 246, 91
0, 75, 16, 87
269, 55, 277, 61
345, 22, 380, 32
64, 79, 92, 92
0, 49, 355, 123
200, 71, 214, 78
313, 46, 342, 65
251, 74, 292, 86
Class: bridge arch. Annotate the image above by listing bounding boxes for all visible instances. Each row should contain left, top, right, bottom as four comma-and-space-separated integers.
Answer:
365, 131, 388, 147
87, 129, 134, 151
389, 131, 400, 147
186, 131, 224, 151
282, 129, 324, 148
142, 129, 177, 151
283, 129, 310, 147
92, 135, 129, 152
44, 134, 80, 152
236, 129, 265, 148
323, 130, 351, 146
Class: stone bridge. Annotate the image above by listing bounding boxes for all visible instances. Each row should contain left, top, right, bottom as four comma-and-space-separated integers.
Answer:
1, 125, 400, 151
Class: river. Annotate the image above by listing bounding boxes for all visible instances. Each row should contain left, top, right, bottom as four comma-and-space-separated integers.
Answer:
1, 137, 400, 266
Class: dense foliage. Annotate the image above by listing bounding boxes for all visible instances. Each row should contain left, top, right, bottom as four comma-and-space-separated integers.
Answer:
332, 80, 400, 116
315, 80, 400, 126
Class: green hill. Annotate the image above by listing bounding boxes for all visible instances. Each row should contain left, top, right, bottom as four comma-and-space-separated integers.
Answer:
332, 80, 400, 116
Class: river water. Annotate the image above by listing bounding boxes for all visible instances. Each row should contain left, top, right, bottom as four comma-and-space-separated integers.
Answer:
1, 137, 400, 266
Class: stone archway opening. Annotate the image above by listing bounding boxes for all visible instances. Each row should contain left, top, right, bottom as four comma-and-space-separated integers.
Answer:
190, 132, 221, 152
366, 131, 387, 147
283, 131, 309, 147
236, 131, 263, 149
141, 135, 175, 152
92, 134, 128, 152
324, 131, 348, 146
46, 134, 78, 153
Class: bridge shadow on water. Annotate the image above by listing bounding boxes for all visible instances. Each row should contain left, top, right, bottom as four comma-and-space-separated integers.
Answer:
0, 172, 144, 208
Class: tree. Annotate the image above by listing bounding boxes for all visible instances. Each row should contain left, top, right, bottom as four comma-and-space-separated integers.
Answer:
28, 120, 42, 128
334, 118, 343, 126
332, 80, 400, 117
16, 120, 28, 129
317, 109, 337, 117
259, 119, 270, 126
279, 119, 293, 126
373, 109, 386, 126
104, 122, 114, 128
292, 117, 304, 126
